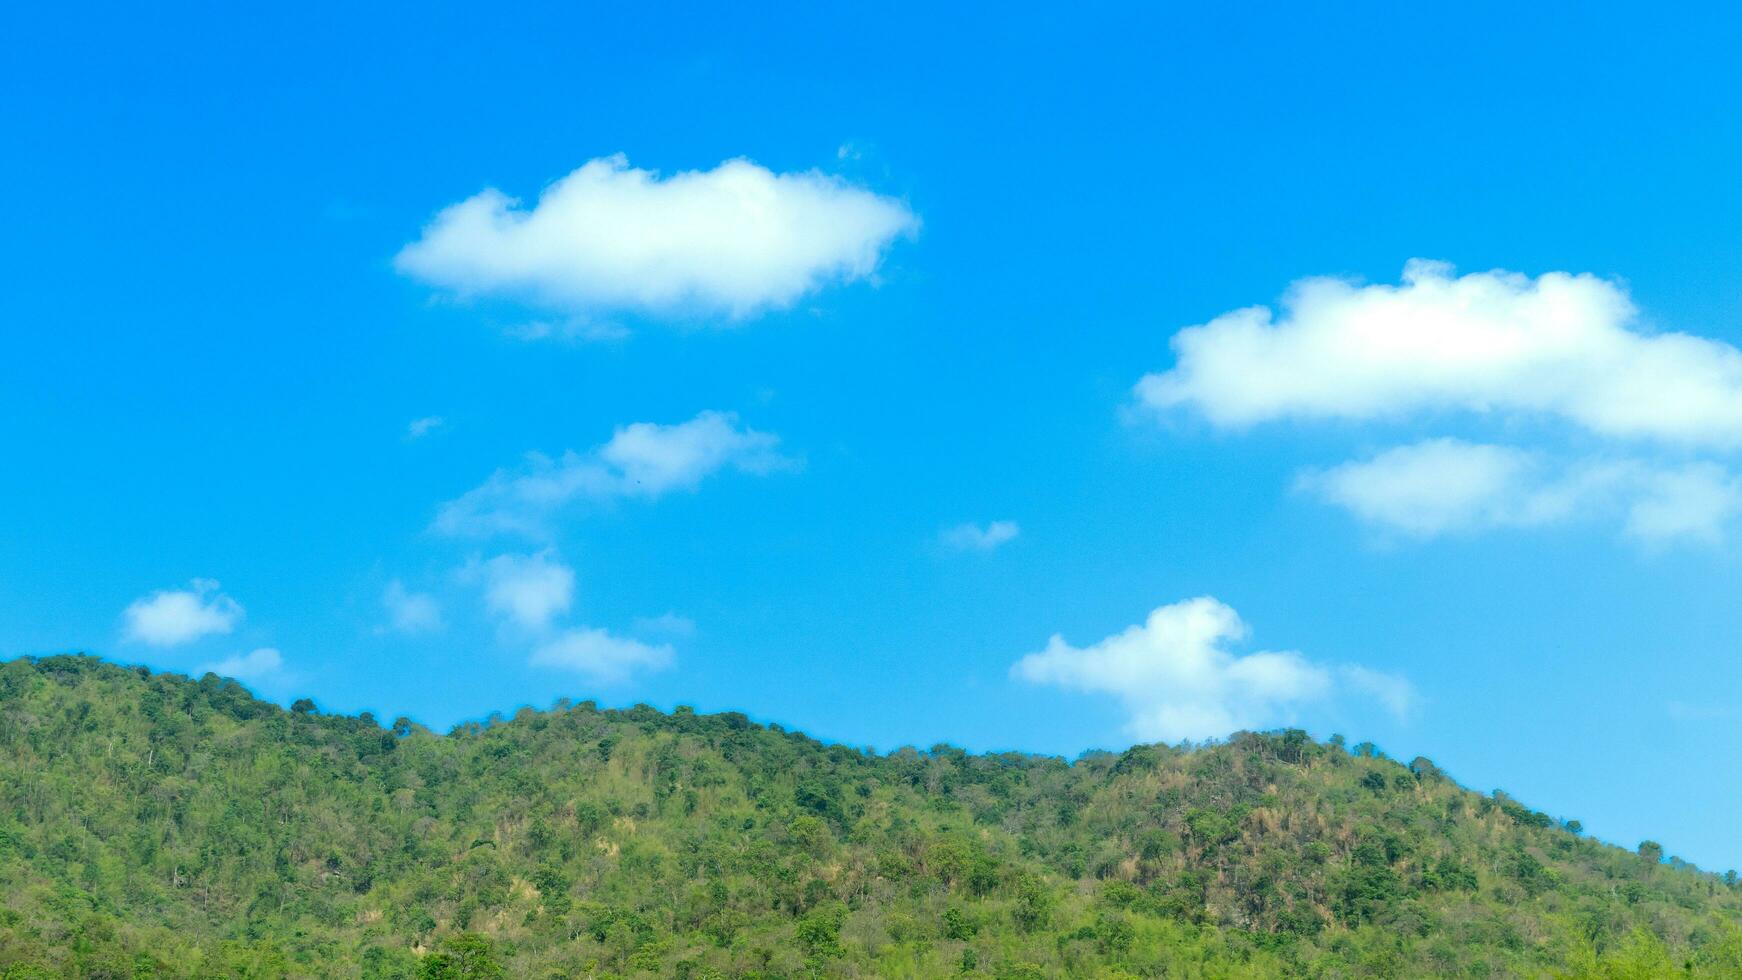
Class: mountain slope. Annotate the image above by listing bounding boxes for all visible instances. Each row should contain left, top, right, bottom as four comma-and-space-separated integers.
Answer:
0, 655, 1736, 978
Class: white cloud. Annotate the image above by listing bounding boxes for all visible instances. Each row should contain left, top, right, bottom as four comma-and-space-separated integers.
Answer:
1135, 261, 1742, 546
1301, 439, 1741, 543
940, 520, 1020, 552
1136, 260, 1742, 446
602, 412, 786, 493
1300, 440, 1571, 536
530, 627, 674, 684
407, 416, 445, 439
461, 554, 676, 683
201, 647, 284, 686
1623, 463, 1742, 544
478, 552, 574, 630
436, 411, 791, 537
1011, 596, 1411, 742
1339, 664, 1419, 720
381, 581, 443, 635
122, 579, 244, 647
395, 154, 918, 320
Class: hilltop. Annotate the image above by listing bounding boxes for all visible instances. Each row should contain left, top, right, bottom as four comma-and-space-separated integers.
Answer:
0, 655, 1737, 978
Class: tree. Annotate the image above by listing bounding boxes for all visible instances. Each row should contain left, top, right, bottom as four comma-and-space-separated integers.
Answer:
942, 906, 975, 941
1639, 840, 1665, 864
419, 934, 504, 979
3, 655, 1741, 979
1408, 757, 1444, 781
1011, 875, 1053, 932
795, 905, 845, 959
1095, 912, 1135, 956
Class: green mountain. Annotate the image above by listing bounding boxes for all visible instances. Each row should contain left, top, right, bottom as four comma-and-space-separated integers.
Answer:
0, 655, 1736, 979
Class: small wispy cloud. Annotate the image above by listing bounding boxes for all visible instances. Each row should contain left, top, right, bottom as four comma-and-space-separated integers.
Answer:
449, 551, 678, 686
436, 411, 794, 538
1340, 664, 1419, 720
407, 416, 445, 439
941, 520, 1020, 552
531, 627, 674, 684
200, 647, 287, 687
474, 551, 575, 631
381, 581, 443, 635
1298, 439, 1741, 545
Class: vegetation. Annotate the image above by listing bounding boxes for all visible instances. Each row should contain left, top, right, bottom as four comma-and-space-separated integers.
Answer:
1, 655, 1738, 978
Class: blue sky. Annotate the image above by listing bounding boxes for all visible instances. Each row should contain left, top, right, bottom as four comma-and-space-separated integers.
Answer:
5, 2, 1742, 870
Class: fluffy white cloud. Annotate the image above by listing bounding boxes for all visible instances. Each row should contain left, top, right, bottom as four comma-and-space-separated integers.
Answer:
122, 579, 244, 647
478, 552, 574, 630
940, 520, 1020, 551
1301, 439, 1742, 543
382, 581, 443, 634
1135, 261, 1742, 545
395, 155, 918, 320
1137, 260, 1742, 446
530, 627, 674, 684
1012, 597, 1411, 742
437, 411, 790, 537
201, 647, 284, 686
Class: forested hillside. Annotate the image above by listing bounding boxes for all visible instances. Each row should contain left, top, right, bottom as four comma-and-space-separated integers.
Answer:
0, 655, 1737, 978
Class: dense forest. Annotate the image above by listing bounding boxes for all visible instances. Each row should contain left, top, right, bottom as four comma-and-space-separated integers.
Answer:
0, 656, 1738, 978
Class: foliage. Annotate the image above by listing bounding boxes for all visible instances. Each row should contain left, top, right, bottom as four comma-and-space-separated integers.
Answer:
0, 655, 1738, 977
